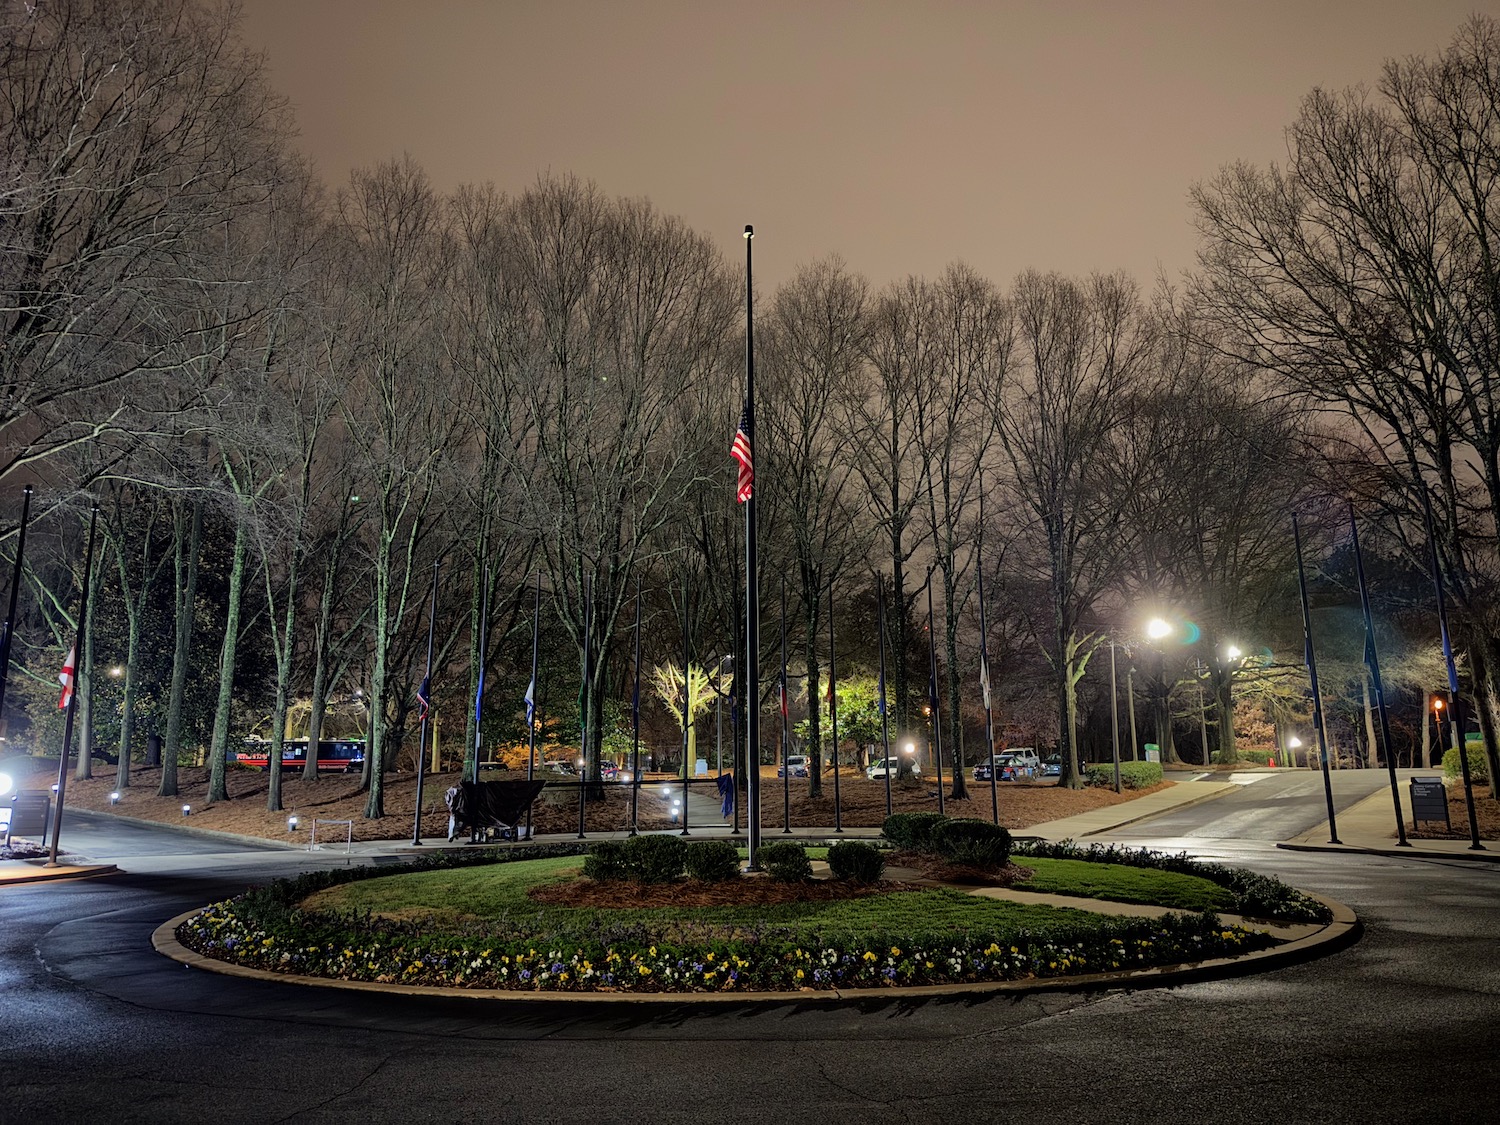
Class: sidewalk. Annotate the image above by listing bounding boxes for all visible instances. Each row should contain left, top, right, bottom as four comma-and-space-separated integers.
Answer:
6, 771, 1493, 884
1279, 772, 1498, 863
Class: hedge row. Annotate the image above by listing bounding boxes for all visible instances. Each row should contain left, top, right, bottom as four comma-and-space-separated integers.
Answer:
1443, 745, 1490, 785
1083, 761, 1164, 789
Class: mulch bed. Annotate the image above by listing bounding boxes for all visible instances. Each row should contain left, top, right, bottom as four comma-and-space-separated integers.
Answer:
1407, 784, 1499, 840
528, 875, 923, 908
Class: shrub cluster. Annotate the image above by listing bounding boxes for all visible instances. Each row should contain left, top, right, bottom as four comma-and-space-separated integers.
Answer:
583, 835, 691, 883
826, 840, 885, 884
882, 811, 948, 850
756, 841, 812, 882
929, 818, 1012, 870
1442, 745, 1490, 785
1011, 840, 1331, 924
684, 839, 742, 882
1083, 762, 1163, 789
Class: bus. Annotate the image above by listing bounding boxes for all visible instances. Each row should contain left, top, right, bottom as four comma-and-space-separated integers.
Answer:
233, 739, 365, 774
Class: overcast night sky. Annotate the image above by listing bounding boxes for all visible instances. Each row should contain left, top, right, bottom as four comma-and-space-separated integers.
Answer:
241, 0, 1492, 290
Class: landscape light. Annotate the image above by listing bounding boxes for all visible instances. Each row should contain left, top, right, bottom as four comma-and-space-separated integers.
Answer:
287, 815, 299, 831
903, 742, 915, 755
109, 666, 122, 678
109, 791, 120, 805
0, 773, 12, 799
51, 783, 58, 792
181, 804, 191, 816
1288, 736, 1303, 748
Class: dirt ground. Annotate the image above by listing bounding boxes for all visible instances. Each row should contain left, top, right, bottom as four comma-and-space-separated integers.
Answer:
13, 761, 1170, 844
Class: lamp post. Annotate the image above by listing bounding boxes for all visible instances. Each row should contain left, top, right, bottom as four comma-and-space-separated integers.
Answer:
1145, 617, 1174, 764
1108, 642, 1122, 793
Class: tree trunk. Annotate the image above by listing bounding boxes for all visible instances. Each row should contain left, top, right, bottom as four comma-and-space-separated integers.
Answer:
160, 494, 202, 797
804, 593, 823, 799
1214, 669, 1237, 764
942, 565, 968, 800
1361, 673, 1379, 768
114, 613, 140, 790
207, 520, 249, 804
74, 577, 96, 781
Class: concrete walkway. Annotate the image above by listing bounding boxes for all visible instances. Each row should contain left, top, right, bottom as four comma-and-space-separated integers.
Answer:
4, 769, 1494, 885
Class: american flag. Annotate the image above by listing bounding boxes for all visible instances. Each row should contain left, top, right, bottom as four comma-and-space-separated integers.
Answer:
416, 675, 431, 722
730, 406, 753, 503
58, 643, 77, 711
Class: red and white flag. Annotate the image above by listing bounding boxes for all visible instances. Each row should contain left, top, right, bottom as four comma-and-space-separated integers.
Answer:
58, 643, 77, 710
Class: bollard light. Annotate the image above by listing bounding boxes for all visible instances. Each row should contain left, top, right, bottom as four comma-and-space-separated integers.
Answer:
287, 814, 299, 831
181, 804, 191, 816
109, 791, 120, 805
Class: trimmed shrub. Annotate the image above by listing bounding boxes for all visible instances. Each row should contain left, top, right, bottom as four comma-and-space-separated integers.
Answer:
1084, 761, 1164, 790
1239, 748, 1276, 766
1443, 744, 1490, 785
684, 839, 742, 882
582, 840, 629, 881
622, 833, 687, 883
827, 840, 885, 884
756, 841, 813, 882
929, 818, 1012, 870
882, 811, 949, 851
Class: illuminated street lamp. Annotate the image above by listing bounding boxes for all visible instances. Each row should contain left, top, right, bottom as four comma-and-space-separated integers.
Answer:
1286, 735, 1303, 769
1143, 617, 1175, 763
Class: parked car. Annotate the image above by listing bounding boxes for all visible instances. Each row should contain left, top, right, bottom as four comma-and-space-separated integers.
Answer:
777, 754, 811, 778
1042, 755, 1062, 777
866, 757, 919, 781
977, 749, 1041, 781
972, 755, 1007, 782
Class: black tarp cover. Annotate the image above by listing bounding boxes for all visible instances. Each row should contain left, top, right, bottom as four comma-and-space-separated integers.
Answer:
446, 780, 547, 832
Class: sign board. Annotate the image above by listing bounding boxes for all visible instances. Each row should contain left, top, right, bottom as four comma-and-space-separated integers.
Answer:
5, 793, 51, 841
1143, 744, 1161, 763
1410, 777, 1450, 830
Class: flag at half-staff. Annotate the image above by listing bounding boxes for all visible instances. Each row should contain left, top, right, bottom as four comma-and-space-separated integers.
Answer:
730, 405, 753, 503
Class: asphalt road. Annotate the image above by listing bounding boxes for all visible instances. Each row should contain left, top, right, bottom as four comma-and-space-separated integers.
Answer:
2, 778, 1497, 1124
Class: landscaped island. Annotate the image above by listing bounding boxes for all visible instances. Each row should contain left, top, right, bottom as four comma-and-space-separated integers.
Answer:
175, 817, 1331, 994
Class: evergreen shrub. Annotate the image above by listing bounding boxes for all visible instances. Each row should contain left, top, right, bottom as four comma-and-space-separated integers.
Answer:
756, 841, 813, 882
684, 839, 742, 882
827, 840, 885, 884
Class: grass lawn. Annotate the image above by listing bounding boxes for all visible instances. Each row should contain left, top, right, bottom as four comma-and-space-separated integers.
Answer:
1013, 857, 1236, 913
302, 853, 1230, 946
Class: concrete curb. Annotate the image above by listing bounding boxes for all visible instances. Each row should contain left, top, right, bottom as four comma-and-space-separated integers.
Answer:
1277, 840, 1500, 864
0, 863, 119, 886
151, 890, 1359, 1006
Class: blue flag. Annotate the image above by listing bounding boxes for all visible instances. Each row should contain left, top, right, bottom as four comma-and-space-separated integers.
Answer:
524, 677, 535, 728
416, 675, 431, 722
474, 666, 485, 725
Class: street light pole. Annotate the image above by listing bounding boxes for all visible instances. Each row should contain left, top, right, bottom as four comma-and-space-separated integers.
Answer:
1109, 643, 1122, 793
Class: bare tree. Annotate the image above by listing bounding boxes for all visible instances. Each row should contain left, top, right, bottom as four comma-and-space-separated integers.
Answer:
759, 258, 872, 796
994, 272, 1146, 787
1191, 17, 1500, 781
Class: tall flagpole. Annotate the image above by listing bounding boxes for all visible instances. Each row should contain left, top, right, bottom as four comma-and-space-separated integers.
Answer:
526, 572, 540, 840
877, 583, 892, 818
472, 564, 490, 788
629, 580, 642, 836
780, 575, 791, 833
1420, 493, 1483, 849
578, 574, 591, 839
1293, 516, 1340, 844
680, 580, 691, 835
410, 561, 439, 846
828, 585, 842, 832
0, 484, 35, 725
978, 479, 998, 822
47, 503, 99, 868
743, 224, 762, 868
1348, 505, 1409, 846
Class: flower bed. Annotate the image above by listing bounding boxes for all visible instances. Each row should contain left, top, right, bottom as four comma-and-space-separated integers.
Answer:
174, 842, 1282, 994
